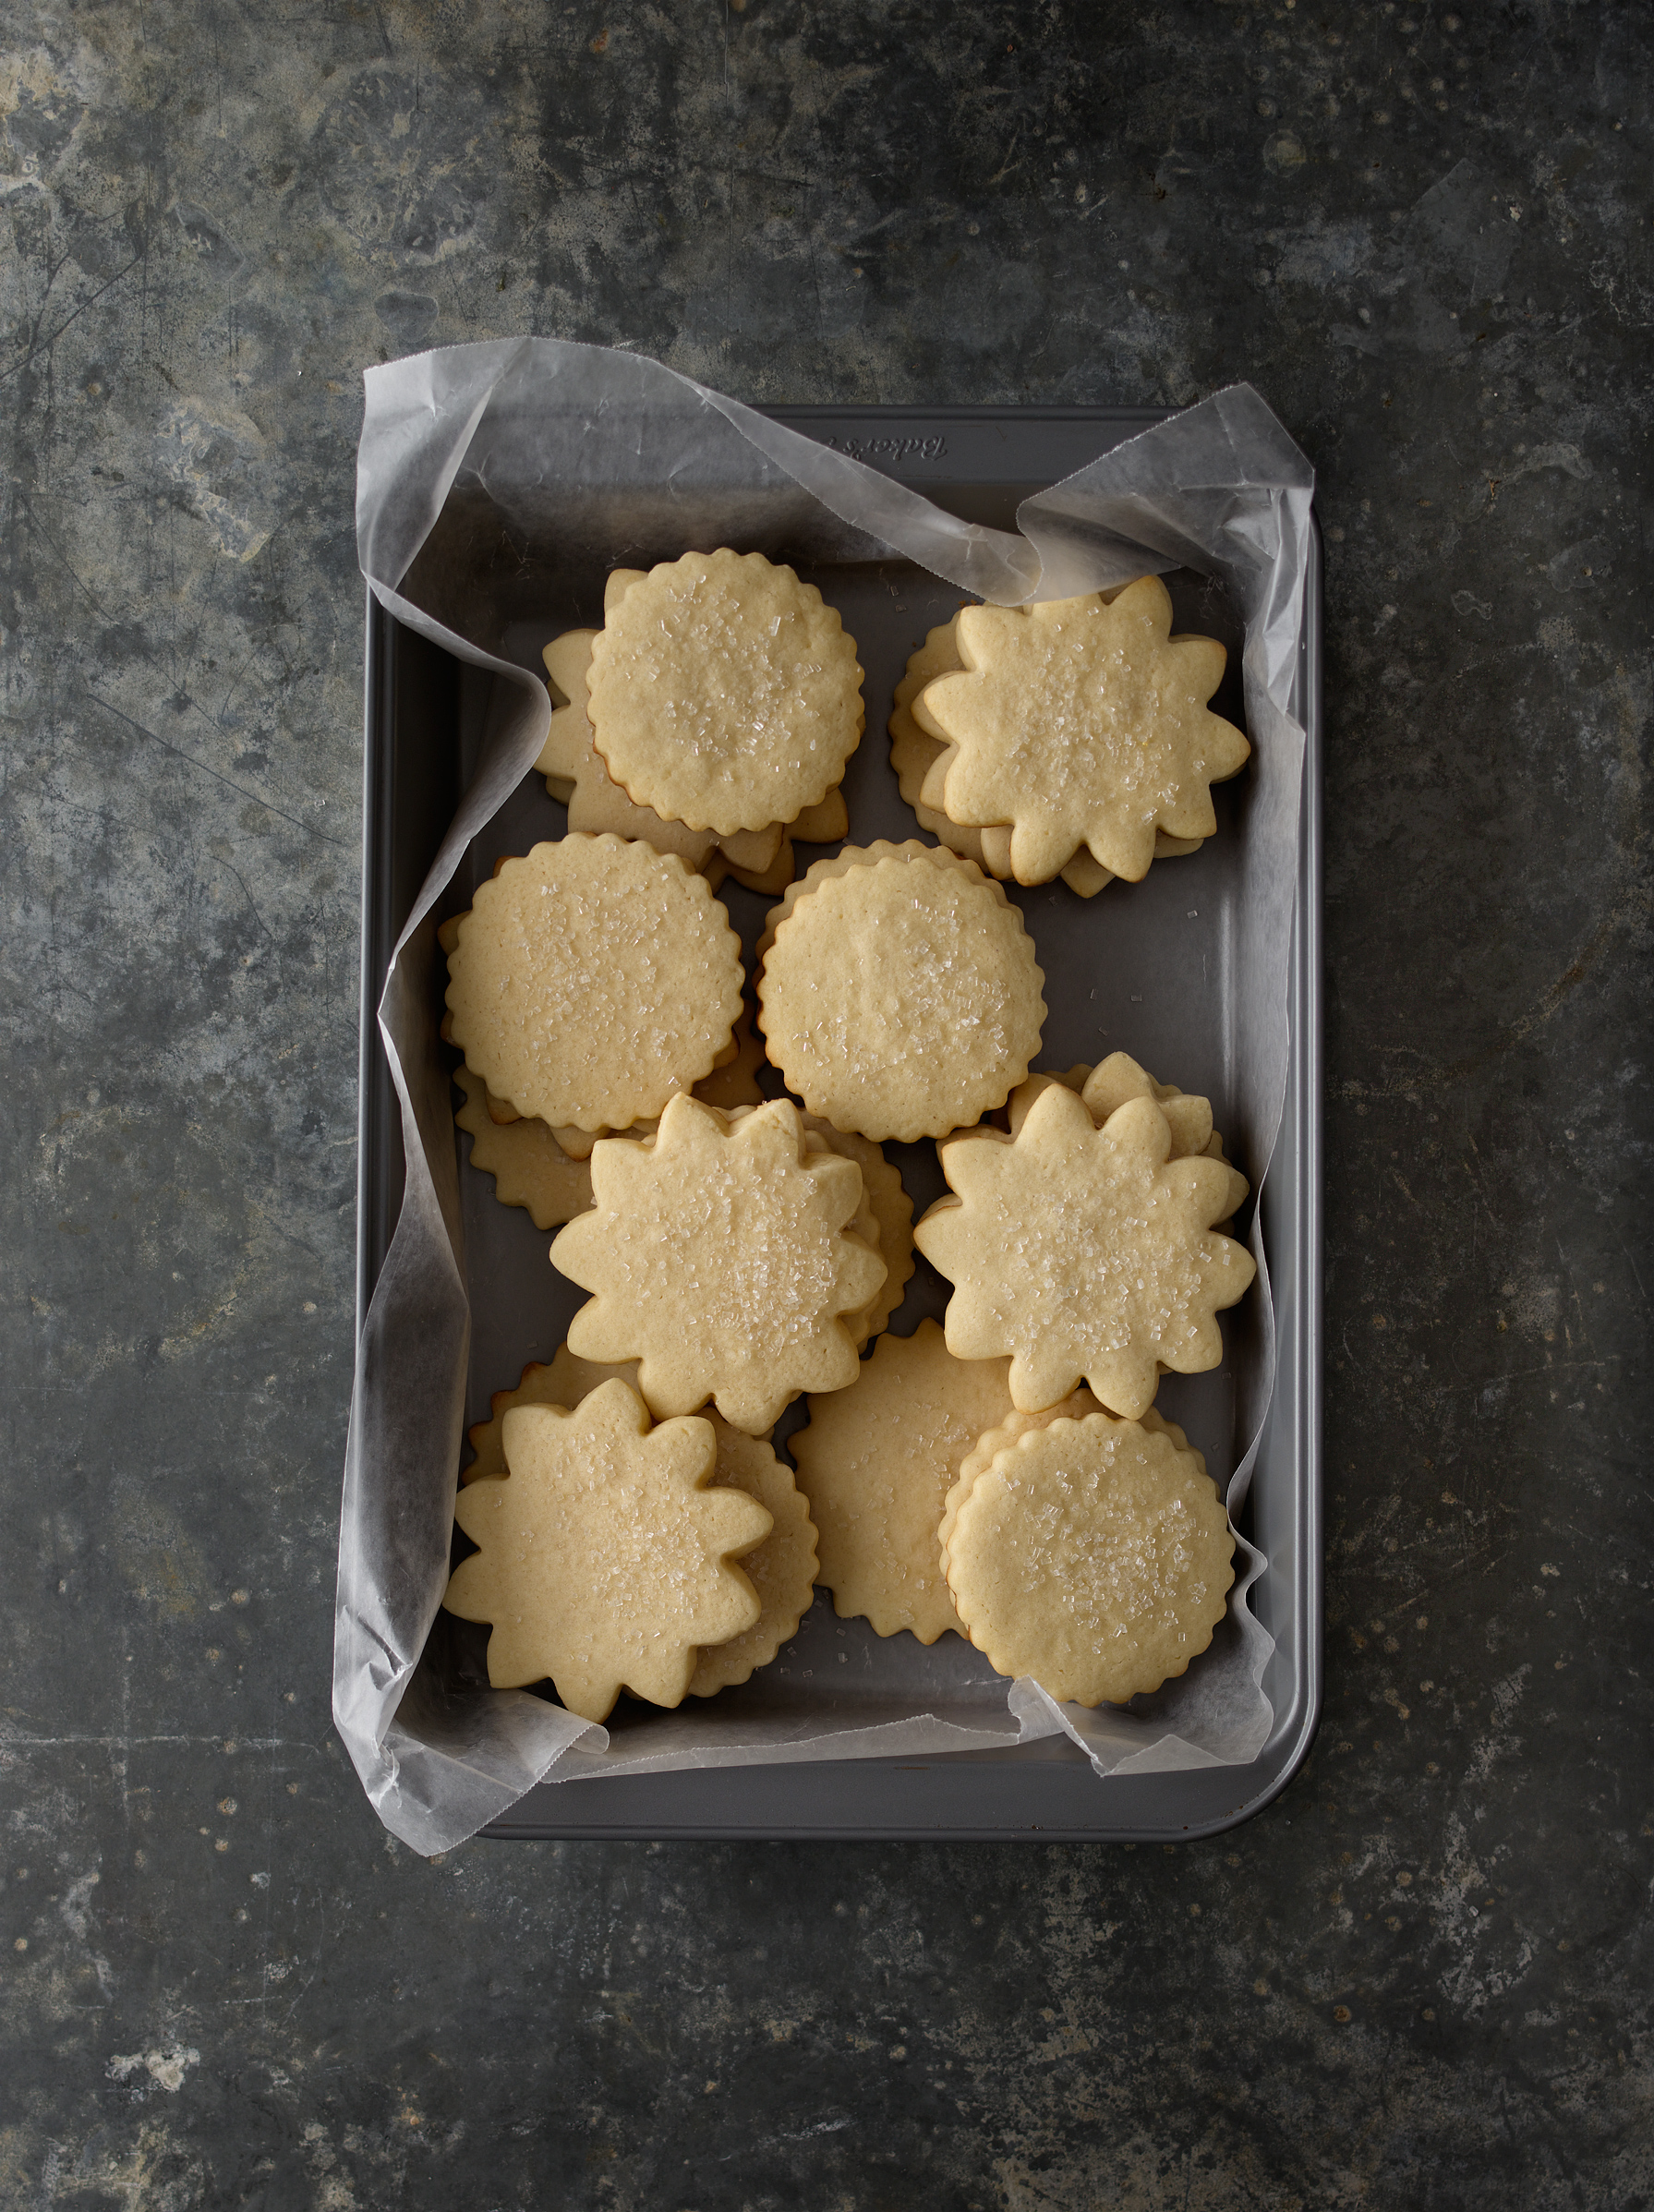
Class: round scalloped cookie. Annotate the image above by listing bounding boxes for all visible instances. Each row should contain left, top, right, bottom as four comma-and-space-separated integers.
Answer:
686, 1422, 820, 1698
463, 1345, 641, 1483
945, 1410, 1235, 1705
803, 1118, 914, 1343
756, 841, 1045, 1143
586, 550, 865, 836
888, 620, 988, 867
443, 833, 743, 1133
936, 1387, 1105, 1572
937, 1401, 1196, 1577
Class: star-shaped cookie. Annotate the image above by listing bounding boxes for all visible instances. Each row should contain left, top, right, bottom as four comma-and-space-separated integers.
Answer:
915, 576, 1249, 884
912, 1080, 1256, 1418
453, 1067, 594, 1229
1003, 1054, 1250, 1226
549, 1094, 886, 1432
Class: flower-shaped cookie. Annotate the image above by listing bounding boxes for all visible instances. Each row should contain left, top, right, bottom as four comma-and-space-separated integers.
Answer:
586, 550, 864, 836
894, 617, 1199, 897
444, 1378, 773, 1722
916, 577, 1249, 885
946, 1411, 1235, 1704
913, 1081, 1256, 1418
463, 1344, 640, 1482
443, 834, 743, 1131
462, 1347, 818, 1698
549, 1094, 886, 1433
1004, 1053, 1250, 1226
888, 618, 989, 868
756, 842, 1046, 1142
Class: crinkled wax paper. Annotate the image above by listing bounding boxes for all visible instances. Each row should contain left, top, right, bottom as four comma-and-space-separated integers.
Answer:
334, 339, 1314, 1854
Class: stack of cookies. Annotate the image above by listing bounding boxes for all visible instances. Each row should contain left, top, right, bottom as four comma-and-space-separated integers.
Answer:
888, 577, 1248, 892
441, 547, 1255, 1723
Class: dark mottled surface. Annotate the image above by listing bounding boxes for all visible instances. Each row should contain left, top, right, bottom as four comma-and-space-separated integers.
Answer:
3, 2, 1649, 2205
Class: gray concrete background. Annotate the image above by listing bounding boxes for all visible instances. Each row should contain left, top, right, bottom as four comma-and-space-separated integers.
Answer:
3, 2, 1649, 2206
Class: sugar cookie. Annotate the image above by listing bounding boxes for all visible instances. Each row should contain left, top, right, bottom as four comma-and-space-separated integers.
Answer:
790, 788, 851, 845
462, 1346, 640, 1483
722, 835, 796, 898
974, 821, 1199, 889
789, 1319, 1017, 1643
542, 629, 835, 888
586, 550, 864, 836
1003, 1055, 1250, 1222
899, 621, 1206, 894
462, 1348, 817, 1696
690, 995, 769, 1113
1007, 1060, 1248, 1223
756, 840, 1045, 1142
444, 833, 742, 1132
685, 1422, 820, 1697
917, 578, 1248, 883
936, 1387, 1104, 1572
888, 620, 988, 867
908, 635, 1118, 898
803, 1118, 914, 1343
1080, 1052, 1250, 1222
550, 1094, 886, 1433
945, 1411, 1235, 1705
444, 1378, 772, 1722
453, 1067, 593, 1230
540, 629, 723, 870
913, 1082, 1255, 1418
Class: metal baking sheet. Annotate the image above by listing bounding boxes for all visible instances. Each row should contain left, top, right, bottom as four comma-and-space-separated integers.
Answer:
356, 405, 1322, 1841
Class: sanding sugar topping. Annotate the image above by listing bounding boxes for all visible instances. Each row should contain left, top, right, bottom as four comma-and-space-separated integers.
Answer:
921, 579, 1249, 881
550, 1097, 887, 1432
445, 1380, 773, 1717
758, 852, 1044, 1141
914, 1085, 1255, 1416
586, 550, 863, 834
946, 1416, 1235, 1703
444, 835, 742, 1130
975, 1133, 1211, 1356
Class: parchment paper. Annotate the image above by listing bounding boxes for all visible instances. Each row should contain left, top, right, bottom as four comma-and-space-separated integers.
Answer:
334, 340, 1314, 1854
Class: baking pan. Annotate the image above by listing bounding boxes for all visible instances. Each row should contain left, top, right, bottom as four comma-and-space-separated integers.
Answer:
356, 405, 1322, 1841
